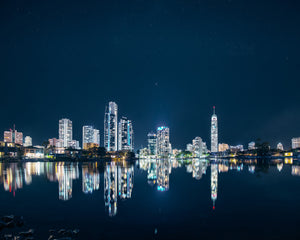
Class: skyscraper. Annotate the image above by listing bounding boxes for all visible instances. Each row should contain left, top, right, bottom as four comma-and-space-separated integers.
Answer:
104, 102, 118, 152
4, 126, 23, 145
157, 126, 171, 156
118, 117, 134, 151
93, 129, 100, 146
82, 126, 100, 149
59, 118, 72, 148
147, 132, 157, 156
24, 136, 32, 147
211, 107, 218, 153
292, 137, 300, 149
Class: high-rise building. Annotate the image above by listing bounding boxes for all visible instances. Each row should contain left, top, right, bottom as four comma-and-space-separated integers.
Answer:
191, 136, 207, 156
104, 102, 118, 152
4, 126, 23, 145
248, 141, 256, 150
147, 132, 157, 156
211, 107, 218, 153
157, 126, 171, 156
186, 143, 194, 152
82, 126, 100, 150
24, 136, 32, 147
94, 129, 100, 146
292, 137, 300, 149
218, 143, 229, 152
118, 117, 134, 151
59, 118, 72, 148
192, 137, 202, 151
277, 142, 284, 151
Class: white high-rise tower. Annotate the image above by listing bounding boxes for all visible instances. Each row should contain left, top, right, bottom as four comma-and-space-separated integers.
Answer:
211, 106, 218, 153
59, 118, 73, 148
104, 102, 118, 151
118, 117, 134, 151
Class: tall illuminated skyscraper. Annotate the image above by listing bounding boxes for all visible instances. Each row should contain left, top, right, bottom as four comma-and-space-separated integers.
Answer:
211, 107, 218, 153
147, 132, 157, 156
104, 102, 118, 151
118, 117, 133, 151
59, 118, 72, 148
82, 126, 100, 149
157, 126, 171, 156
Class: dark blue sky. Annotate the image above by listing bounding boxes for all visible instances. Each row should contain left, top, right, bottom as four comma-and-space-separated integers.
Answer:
1, 0, 300, 149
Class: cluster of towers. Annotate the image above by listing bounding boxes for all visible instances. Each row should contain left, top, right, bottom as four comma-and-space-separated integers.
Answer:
49, 101, 133, 152
104, 101, 134, 152
147, 126, 171, 157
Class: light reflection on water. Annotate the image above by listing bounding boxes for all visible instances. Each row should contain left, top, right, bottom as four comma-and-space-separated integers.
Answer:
0, 158, 300, 217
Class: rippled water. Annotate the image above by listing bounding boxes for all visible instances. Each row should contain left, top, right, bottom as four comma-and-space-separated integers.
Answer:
0, 159, 300, 239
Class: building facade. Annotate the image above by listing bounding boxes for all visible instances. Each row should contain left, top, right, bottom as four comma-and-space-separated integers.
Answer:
82, 126, 100, 150
24, 136, 32, 147
118, 117, 134, 151
248, 141, 256, 150
218, 143, 229, 152
104, 102, 118, 152
157, 126, 171, 156
4, 127, 23, 145
147, 132, 157, 156
59, 118, 73, 148
211, 107, 218, 153
292, 137, 300, 149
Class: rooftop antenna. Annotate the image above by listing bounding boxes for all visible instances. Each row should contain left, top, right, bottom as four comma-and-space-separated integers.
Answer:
213, 106, 216, 115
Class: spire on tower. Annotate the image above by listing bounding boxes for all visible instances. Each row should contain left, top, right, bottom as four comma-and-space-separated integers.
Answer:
213, 106, 215, 115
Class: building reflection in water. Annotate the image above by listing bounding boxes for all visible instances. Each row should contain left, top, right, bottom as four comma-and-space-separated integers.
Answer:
82, 163, 100, 194
292, 165, 300, 176
139, 158, 171, 191
211, 163, 218, 210
104, 162, 118, 217
56, 162, 79, 201
0, 163, 23, 196
104, 161, 134, 217
1, 158, 300, 216
157, 159, 170, 191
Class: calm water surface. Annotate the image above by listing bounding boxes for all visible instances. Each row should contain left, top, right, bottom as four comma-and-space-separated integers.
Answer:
0, 159, 300, 239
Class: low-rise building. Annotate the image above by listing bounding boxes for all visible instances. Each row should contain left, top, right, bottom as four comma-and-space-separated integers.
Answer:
218, 143, 229, 152
24, 146, 44, 159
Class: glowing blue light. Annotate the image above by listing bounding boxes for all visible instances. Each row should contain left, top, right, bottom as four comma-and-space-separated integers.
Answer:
157, 126, 166, 131
157, 186, 166, 191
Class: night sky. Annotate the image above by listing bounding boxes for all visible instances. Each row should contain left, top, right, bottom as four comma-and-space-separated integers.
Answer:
1, 0, 300, 150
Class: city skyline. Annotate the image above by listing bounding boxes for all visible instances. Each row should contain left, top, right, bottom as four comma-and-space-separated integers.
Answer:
2, 104, 300, 151
1, 1, 299, 150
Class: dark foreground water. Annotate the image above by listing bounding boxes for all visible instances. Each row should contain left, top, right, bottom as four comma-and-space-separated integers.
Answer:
0, 158, 300, 239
